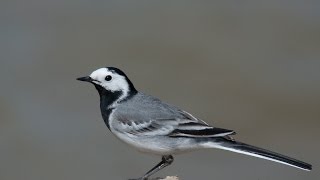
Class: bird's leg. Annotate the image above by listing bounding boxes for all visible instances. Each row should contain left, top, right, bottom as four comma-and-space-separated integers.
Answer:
142, 155, 174, 179
130, 155, 174, 180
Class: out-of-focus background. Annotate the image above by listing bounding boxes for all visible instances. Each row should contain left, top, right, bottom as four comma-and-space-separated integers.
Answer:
1, 1, 319, 180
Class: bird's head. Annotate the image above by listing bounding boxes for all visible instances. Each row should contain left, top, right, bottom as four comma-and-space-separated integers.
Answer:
77, 67, 137, 99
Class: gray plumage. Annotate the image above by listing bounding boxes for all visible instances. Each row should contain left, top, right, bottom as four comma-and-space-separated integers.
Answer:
109, 92, 234, 155
111, 92, 233, 135
77, 67, 312, 180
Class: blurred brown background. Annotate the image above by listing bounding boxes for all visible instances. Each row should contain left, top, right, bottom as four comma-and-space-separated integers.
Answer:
0, 1, 319, 180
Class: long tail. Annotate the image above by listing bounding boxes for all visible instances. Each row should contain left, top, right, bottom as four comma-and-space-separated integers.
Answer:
203, 138, 312, 171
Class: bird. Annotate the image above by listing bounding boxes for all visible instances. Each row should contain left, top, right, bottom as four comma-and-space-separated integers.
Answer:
77, 67, 312, 180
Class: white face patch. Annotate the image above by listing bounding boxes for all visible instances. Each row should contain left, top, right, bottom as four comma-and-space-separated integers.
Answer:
89, 68, 130, 103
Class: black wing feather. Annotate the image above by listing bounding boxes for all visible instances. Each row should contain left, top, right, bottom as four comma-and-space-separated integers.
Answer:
169, 127, 235, 137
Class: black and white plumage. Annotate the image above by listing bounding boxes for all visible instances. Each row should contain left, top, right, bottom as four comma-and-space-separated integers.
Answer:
77, 67, 312, 179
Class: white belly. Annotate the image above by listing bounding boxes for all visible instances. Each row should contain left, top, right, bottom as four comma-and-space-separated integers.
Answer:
111, 130, 201, 155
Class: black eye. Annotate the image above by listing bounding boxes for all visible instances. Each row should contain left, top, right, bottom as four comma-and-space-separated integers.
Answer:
105, 75, 112, 81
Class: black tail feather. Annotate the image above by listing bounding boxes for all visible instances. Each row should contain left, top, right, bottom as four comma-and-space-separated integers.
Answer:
209, 138, 312, 171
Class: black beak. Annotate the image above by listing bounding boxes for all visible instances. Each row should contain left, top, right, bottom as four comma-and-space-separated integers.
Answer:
77, 76, 93, 82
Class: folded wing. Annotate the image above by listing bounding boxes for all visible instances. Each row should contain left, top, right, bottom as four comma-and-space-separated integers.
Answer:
115, 109, 235, 138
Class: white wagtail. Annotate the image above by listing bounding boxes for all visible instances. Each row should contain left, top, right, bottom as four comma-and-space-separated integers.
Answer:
77, 67, 312, 179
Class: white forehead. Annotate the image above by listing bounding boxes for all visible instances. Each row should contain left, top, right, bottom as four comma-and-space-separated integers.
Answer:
89, 67, 129, 94
89, 68, 111, 79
